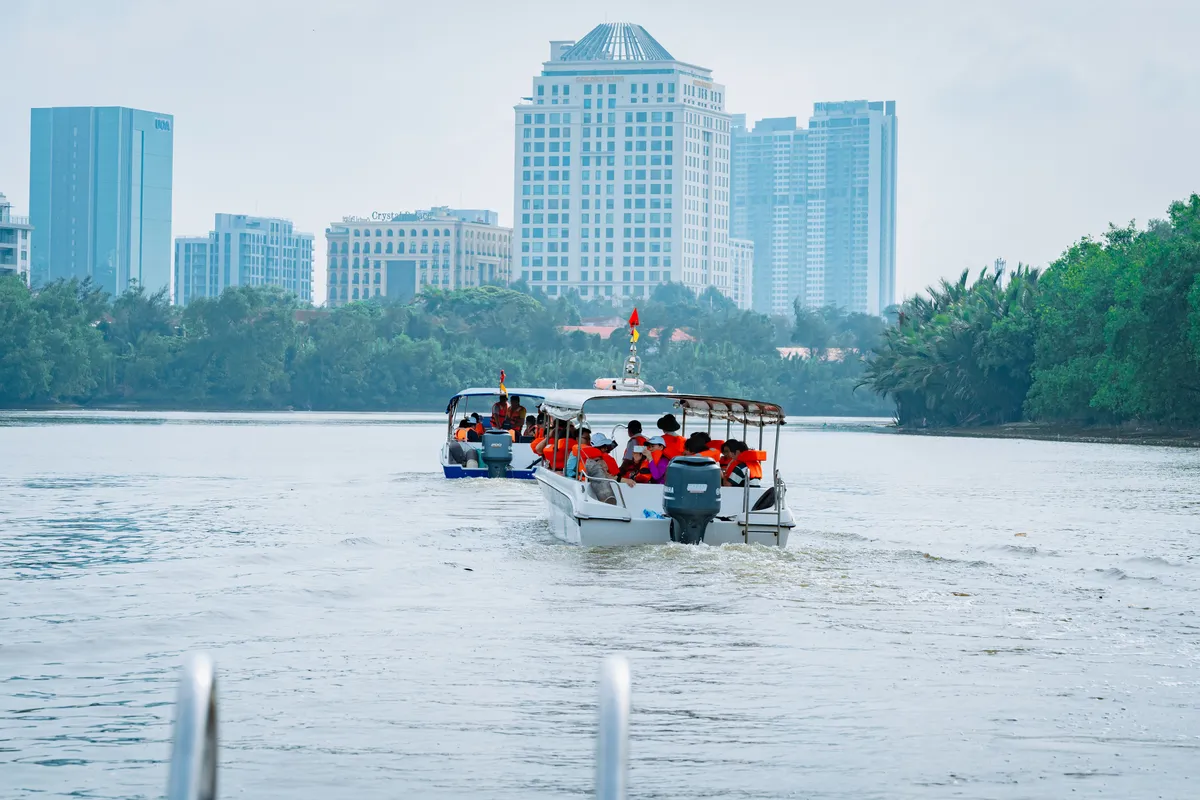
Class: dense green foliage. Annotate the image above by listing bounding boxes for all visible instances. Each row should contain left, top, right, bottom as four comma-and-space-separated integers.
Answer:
0, 277, 889, 415
864, 194, 1200, 428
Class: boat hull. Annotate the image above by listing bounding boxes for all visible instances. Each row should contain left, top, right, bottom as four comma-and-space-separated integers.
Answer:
440, 441, 541, 480
536, 469, 792, 547
443, 464, 537, 480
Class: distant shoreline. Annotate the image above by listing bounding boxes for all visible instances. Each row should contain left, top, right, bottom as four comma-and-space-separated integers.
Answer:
5, 407, 1199, 447
887, 422, 1200, 448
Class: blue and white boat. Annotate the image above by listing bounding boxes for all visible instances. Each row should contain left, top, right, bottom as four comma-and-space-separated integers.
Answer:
440, 387, 549, 479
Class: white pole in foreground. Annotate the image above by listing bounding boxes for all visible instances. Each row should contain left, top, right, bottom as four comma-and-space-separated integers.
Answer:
166, 653, 218, 800
596, 655, 631, 800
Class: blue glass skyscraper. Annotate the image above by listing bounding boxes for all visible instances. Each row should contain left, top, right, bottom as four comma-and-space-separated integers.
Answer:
29, 106, 174, 295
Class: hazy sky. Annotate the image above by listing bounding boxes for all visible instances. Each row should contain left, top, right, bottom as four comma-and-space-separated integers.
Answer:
2, 0, 1197, 305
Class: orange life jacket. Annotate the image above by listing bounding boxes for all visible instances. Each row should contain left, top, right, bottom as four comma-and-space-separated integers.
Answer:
490, 403, 508, 429
454, 428, 469, 441
542, 439, 569, 470
473, 421, 484, 438
530, 428, 546, 453
506, 405, 526, 428
621, 455, 654, 483
723, 450, 766, 482
661, 433, 685, 459
576, 446, 619, 481
696, 447, 722, 462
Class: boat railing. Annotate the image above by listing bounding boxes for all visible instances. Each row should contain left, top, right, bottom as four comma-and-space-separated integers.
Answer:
166, 653, 632, 800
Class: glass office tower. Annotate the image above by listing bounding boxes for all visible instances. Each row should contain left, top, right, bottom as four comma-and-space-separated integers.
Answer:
29, 106, 174, 295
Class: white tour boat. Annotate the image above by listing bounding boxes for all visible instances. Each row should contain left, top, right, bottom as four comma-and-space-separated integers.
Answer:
440, 387, 548, 479
534, 387, 795, 547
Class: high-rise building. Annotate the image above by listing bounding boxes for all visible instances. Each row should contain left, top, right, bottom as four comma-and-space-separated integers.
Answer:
173, 236, 213, 305
731, 102, 897, 316
729, 237, 754, 311
173, 214, 314, 305
807, 101, 897, 315
325, 207, 511, 307
29, 106, 174, 295
0, 192, 33, 284
731, 116, 808, 315
513, 22, 733, 303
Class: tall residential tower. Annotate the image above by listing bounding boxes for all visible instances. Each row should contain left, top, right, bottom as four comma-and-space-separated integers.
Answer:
174, 214, 314, 305
731, 116, 808, 315
514, 23, 733, 303
731, 101, 897, 316
807, 101, 897, 315
29, 106, 174, 295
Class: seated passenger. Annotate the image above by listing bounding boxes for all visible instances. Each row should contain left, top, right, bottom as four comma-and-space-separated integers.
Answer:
723, 440, 764, 488
579, 432, 621, 504
467, 413, 484, 442
619, 444, 653, 486
521, 414, 538, 440
505, 396, 527, 431
645, 436, 670, 484
454, 419, 473, 441
619, 419, 647, 473
656, 414, 685, 458
542, 424, 573, 470
578, 432, 620, 479
565, 429, 592, 478
490, 396, 509, 429
684, 431, 723, 462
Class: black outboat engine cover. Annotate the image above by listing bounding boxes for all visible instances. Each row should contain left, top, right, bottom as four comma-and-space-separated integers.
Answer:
481, 430, 513, 478
662, 456, 722, 544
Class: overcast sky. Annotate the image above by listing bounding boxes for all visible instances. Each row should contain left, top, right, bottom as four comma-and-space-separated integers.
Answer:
2, 0, 1197, 305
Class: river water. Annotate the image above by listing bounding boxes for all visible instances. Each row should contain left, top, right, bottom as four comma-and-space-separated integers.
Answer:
1, 412, 1197, 799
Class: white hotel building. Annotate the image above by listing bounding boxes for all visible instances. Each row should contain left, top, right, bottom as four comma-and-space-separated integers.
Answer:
513, 23, 732, 302
324, 208, 511, 308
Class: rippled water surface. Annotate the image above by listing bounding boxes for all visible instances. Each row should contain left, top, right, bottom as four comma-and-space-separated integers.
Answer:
2, 411, 1198, 799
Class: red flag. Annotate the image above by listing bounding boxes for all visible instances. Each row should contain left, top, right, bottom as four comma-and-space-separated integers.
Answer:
628, 308, 639, 327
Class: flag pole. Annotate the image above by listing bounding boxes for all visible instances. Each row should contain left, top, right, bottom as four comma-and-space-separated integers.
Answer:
622, 308, 640, 385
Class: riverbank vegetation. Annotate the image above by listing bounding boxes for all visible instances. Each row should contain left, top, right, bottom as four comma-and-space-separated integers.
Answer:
863, 194, 1200, 428
0, 277, 889, 415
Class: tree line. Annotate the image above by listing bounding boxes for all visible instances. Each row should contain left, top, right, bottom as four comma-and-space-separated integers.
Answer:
0, 276, 890, 415
862, 194, 1200, 428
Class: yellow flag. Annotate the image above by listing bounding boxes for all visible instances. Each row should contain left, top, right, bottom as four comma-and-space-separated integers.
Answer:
631, 328, 640, 343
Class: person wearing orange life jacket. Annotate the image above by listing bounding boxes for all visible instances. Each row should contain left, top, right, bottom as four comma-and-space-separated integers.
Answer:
621, 436, 669, 485
578, 432, 621, 503
454, 419, 472, 441
619, 442, 654, 485
565, 429, 593, 478
684, 432, 722, 462
576, 432, 620, 482
656, 414, 685, 458
722, 440, 765, 488
542, 424, 575, 471
521, 415, 538, 440
618, 419, 647, 473
490, 396, 509, 430
505, 396, 527, 431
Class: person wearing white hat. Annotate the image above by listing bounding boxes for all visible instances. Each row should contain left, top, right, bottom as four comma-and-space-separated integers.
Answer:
578, 430, 621, 504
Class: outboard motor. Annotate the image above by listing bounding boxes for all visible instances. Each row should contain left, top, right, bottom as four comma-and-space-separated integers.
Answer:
481, 430, 513, 478
662, 456, 722, 544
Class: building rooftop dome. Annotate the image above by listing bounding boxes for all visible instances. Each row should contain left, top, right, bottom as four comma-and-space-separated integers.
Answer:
560, 23, 674, 62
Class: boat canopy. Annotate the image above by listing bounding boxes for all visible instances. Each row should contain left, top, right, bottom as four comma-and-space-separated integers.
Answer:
445, 388, 548, 413
539, 389, 785, 426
